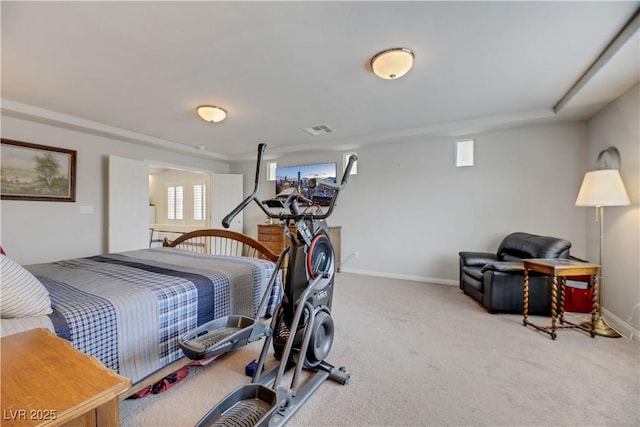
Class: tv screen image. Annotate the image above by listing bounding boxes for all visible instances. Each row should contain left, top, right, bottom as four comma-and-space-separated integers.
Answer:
275, 162, 337, 206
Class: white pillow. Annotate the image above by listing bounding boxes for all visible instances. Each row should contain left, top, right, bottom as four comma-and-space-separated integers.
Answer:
0, 254, 52, 318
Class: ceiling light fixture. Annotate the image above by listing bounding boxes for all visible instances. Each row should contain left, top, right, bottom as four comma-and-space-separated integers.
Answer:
371, 47, 414, 80
197, 105, 227, 123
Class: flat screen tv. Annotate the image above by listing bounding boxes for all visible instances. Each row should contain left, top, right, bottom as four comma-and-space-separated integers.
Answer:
275, 162, 337, 206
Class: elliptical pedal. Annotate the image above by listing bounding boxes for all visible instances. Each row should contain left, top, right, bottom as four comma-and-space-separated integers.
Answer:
184, 326, 241, 352
208, 400, 271, 427
180, 315, 268, 360
195, 384, 278, 427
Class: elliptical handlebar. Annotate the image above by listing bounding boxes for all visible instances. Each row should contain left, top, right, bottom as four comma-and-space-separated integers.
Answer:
222, 144, 357, 228
222, 143, 267, 228
306, 153, 356, 220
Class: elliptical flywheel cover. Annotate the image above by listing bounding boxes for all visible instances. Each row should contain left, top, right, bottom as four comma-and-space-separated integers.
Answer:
306, 309, 334, 367
306, 234, 334, 279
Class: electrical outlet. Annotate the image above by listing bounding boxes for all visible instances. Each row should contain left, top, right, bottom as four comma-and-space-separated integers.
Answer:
354, 251, 359, 259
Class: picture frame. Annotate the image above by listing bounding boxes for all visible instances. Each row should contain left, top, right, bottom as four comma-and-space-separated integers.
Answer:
1, 138, 76, 202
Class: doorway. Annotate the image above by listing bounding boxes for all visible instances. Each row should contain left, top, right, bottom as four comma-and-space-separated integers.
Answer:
148, 165, 212, 247
148, 166, 244, 247
108, 155, 242, 252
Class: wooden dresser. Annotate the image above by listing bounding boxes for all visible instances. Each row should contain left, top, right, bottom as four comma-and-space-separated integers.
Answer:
258, 224, 342, 272
1, 328, 131, 426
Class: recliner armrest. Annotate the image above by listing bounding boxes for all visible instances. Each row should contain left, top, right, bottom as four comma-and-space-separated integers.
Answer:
459, 251, 499, 267
481, 261, 524, 273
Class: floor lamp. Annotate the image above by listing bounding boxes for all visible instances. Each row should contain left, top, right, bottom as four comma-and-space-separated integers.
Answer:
575, 169, 630, 338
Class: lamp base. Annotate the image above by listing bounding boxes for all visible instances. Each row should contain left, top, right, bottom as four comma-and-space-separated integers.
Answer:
581, 317, 621, 338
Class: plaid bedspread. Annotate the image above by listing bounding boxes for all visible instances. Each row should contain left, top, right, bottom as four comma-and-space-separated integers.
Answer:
25, 248, 282, 383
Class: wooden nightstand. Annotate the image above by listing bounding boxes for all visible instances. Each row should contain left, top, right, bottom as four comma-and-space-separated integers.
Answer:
1, 328, 131, 426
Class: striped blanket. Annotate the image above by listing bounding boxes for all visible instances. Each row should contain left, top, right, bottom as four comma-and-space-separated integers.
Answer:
25, 248, 282, 383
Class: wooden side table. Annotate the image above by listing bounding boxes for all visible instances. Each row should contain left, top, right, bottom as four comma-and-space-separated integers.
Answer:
1, 328, 131, 426
522, 259, 600, 340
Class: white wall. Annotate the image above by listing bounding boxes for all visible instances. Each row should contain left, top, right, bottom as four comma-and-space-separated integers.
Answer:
5, 100, 636, 333
233, 121, 589, 284
1, 116, 228, 264
585, 83, 640, 336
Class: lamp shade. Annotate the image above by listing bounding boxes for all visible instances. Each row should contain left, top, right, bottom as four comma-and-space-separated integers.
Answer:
575, 169, 630, 207
197, 105, 227, 123
371, 48, 414, 80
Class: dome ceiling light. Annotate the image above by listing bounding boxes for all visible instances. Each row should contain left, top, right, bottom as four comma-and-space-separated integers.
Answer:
370, 47, 414, 80
197, 105, 227, 123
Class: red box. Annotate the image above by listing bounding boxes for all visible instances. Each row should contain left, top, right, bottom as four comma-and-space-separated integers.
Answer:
564, 286, 593, 313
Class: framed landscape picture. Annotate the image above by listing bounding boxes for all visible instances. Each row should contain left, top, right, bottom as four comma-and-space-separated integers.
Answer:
1, 139, 76, 202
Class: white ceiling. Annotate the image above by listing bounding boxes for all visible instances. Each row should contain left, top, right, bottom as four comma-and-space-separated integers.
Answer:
2, 1, 639, 162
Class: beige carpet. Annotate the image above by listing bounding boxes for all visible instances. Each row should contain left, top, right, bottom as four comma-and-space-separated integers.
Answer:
120, 273, 640, 426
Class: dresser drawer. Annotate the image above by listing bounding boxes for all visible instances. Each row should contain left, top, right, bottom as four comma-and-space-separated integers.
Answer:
257, 225, 290, 255
258, 233, 283, 242
262, 242, 282, 253
258, 224, 341, 270
258, 225, 283, 235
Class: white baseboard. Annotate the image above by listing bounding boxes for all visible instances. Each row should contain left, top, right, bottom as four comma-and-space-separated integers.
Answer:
339, 267, 458, 286
601, 307, 640, 341
339, 268, 639, 341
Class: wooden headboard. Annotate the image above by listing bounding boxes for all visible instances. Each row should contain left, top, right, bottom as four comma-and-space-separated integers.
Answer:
162, 228, 278, 262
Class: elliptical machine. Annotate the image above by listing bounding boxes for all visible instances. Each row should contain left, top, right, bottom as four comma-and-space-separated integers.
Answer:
178, 143, 357, 426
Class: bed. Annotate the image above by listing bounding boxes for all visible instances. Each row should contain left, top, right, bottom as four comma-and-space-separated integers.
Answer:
0, 229, 282, 398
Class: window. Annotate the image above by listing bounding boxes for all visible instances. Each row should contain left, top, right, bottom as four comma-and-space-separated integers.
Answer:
167, 185, 184, 220
267, 162, 277, 181
455, 139, 474, 167
193, 184, 206, 221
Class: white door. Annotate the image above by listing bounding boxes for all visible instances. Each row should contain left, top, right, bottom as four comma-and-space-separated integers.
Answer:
211, 174, 243, 232
108, 155, 149, 252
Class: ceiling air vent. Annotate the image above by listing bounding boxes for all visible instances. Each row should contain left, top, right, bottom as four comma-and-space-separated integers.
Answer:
303, 124, 335, 136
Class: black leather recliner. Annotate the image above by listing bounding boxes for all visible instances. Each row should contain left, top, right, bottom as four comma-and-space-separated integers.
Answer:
458, 232, 572, 314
